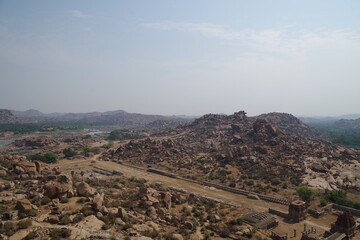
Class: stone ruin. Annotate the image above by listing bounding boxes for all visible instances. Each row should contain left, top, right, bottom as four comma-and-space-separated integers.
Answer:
330, 211, 356, 239
288, 200, 307, 222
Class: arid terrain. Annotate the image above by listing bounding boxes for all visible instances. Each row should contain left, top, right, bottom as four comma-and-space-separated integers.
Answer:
0, 110, 359, 240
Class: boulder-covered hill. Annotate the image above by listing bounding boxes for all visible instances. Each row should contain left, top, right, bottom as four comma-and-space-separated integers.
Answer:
256, 112, 323, 139
109, 111, 360, 189
0, 109, 17, 123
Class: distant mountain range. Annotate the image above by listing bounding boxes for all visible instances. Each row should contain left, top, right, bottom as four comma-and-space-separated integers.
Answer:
0, 109, 193, 127
298, 114, 360, 130
298, 114, 360, 124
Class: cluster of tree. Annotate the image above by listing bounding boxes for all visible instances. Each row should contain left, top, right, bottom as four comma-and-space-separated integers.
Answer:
296, 186, 315, 202
28, 152, 59, 163
62, 148, 77, 158
83, 146, 100, 156
322, 190, 360, 209
0, 122, 84, 134
310, 123, 360, 148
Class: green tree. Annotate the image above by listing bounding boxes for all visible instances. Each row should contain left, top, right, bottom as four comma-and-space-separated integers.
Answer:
63, 148, 77, 158
43, 152, 59, 163
296, 186, 315, 202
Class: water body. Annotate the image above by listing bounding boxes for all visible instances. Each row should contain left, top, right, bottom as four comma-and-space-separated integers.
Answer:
0, 137, 25, 146
83, 129, 110, 137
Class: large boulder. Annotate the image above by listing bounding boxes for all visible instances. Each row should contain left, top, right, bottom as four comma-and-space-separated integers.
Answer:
43, 181, 74, 199
162, 192, 172, 209
75, 182, 95, 197
146, 206, 157, 219
118, 207, 128, 222
91, 193, 104, 211
15, 199, 36, 213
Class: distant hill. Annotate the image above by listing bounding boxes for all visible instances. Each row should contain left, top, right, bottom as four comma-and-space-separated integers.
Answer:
4, 108, 193, 127
333, 118, 360, 129
11, 109, 45, 117
299, 113, 360, 124
0, 109, 17, 123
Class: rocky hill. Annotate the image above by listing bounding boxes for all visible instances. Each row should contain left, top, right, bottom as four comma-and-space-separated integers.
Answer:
0, 109, 17, 123
109, 111, 360, 190
256, 112, 323, 139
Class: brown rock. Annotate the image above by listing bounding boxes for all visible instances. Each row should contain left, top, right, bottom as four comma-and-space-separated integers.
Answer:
115, 217, 125, 226
75, 182, 95, 197
43, 181, 74, 199
162, 192, 172, 209
15, 199, 35, 213
146, 206, 157, 219
91, 193, 104, 211
171, 234, 184, 240
47, 215, 60, 224
118, 207, 128, 221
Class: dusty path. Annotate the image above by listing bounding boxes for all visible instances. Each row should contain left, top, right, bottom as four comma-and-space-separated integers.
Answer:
57, 158, 288, 213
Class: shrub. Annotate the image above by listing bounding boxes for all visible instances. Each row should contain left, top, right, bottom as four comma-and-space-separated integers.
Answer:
97, 215, 110, 224
81, 206, 94, 216
76, 197, 87, 204
83, 146, 100, 155
271, 179, 281, 185
122, 223, 133, 230
320, 199, 328, 206
28, 152, 58, 164
18, 219, 32, 229
63, 148, 77, 158
18, 212, 27, 219
228, 218, 243, 225
323, 190, 360, 209
41, 196, 51, 205
104, 141, 114, 149
60, 197, 69, 203
23, 232, 36, 240
219, 224, 230, 237
102, 224, 111, 230
144, 229, 159, 238
3, 221, 18, 236
49, 228, 71, 240
204, 231, 211, 240
60, 215, 72, 225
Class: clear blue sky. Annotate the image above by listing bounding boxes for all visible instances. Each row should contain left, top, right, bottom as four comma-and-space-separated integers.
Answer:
1, 0, 359, 116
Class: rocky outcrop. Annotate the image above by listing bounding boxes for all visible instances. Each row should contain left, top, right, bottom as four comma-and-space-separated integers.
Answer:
43, 181, 74, 199
110, 110, 360, 190
0, 109, 17, 123
15, 199, 36, 213
75, 181, 95, 196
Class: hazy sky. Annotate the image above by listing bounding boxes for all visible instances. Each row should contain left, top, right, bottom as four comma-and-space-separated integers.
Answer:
1, 1, 360, 116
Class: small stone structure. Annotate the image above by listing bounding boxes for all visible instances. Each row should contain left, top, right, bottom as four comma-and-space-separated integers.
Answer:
243, 211, 279, 229
289, 200, 307, 222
